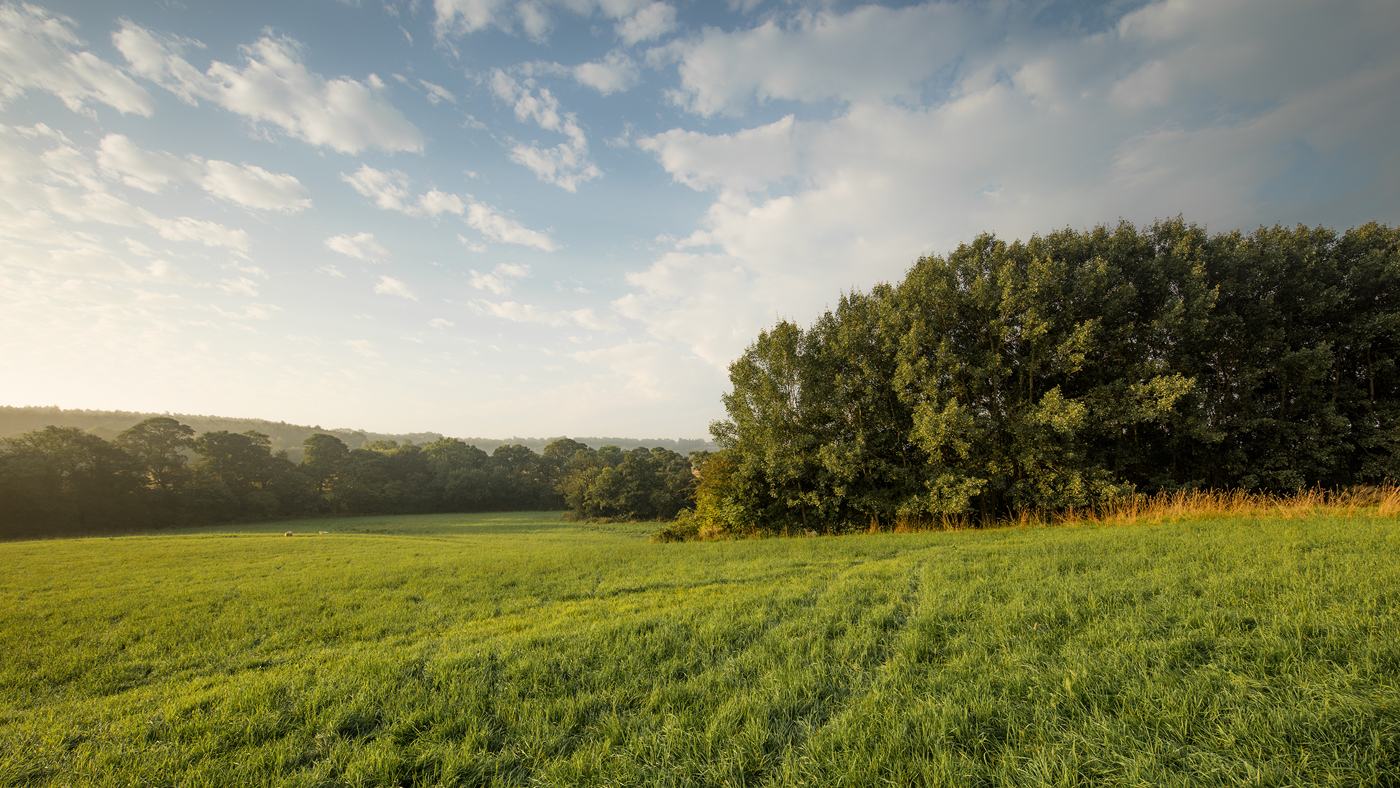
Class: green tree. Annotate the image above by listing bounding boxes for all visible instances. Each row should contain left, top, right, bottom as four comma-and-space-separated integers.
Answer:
115, 416, 195, 493
0, 427, 144, 537
422, 438, 492, 511
301, 433, 350, 497
191, 430, 308, 520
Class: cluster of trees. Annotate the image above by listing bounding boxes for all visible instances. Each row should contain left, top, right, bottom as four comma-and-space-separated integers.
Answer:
549, 439, 701, 521
0, 421, 701, 539
684, 219, 1399, 537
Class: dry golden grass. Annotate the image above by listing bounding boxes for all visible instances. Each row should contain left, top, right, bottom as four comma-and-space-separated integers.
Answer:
884, 484, 1400, 534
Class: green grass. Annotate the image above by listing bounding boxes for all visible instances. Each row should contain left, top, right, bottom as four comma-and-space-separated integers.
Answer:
2, 512, 1398, 787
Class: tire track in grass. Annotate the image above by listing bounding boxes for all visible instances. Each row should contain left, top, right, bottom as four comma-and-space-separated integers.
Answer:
684, 551, 933, 786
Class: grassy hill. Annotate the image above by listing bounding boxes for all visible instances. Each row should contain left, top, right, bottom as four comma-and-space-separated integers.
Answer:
0, 406, 716, 463
2, 513, 1397, 786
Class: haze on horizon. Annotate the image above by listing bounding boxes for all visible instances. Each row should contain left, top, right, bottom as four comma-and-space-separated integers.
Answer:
1, 0, 1397, 439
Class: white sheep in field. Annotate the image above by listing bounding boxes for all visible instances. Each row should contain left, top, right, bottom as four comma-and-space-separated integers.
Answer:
284, 531, 293, 537
319, 531, 329, 534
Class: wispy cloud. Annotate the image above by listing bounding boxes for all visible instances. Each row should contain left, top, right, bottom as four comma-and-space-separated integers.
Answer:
468, 262, 531, 294
0, 4, 153, 117
96, 134, 310, 212
373, 275, 417, 300
341, 164, 558, 251
115, 23, 423, 153
491, 69, 601, 192
324, 232, 389, 262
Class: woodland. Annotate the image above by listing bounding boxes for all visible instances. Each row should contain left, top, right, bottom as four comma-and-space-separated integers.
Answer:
3, 218, 1398, 539
0, 425, 700, 540
677, 218, 1400, 537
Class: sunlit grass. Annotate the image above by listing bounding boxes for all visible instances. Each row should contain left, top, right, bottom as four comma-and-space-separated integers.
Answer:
3, 511, 1398, 786
879, 483, 1400, 533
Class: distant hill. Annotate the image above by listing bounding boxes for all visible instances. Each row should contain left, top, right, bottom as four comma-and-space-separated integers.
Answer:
0, 406, 716, 463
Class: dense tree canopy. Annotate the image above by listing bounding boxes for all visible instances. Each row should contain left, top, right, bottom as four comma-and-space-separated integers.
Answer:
693, 219, 1400, 536
549, 441, 700, 522
0, 424, 701, 538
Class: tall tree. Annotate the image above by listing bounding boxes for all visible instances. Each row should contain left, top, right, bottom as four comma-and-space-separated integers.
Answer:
0, 426, 144, 536
115, 416, 195, 493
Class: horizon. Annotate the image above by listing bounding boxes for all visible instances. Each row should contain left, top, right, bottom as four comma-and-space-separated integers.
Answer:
2, 0, 1398, 438
0, 404, 718, 445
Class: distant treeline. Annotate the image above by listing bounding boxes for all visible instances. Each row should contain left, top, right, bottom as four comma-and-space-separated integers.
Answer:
0, 407, 717, 464
0, 421, 703, 539
677, 219, 1400, 538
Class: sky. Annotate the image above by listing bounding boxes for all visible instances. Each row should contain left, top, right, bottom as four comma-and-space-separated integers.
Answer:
1, 0, 1397, 440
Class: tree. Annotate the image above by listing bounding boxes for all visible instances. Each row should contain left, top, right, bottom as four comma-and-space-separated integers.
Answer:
190, 430, 308, 520
0, 426, 144, 537
707, 219, 1400, 535
301, 433, 350, 497
422, 438, 492, 511
115, 416, 195, 493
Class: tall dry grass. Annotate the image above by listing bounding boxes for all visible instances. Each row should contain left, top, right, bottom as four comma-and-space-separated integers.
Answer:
886, 483, 1400, 533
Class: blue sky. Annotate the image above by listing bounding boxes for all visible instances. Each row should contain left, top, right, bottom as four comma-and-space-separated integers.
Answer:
1, 0, 1397, 439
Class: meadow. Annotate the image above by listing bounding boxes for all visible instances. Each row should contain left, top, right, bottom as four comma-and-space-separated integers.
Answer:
2, 511, 1398, 787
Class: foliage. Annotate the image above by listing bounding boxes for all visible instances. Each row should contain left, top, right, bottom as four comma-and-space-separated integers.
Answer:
703, 219, 1400, 535
0, 426, 145, 538
2, 512, 1397, 786
0, 427, 582, 538
0, 406, 716, 463
548, 439, 700, 521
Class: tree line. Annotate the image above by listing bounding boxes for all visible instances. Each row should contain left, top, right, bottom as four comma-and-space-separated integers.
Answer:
0, 422, 701, 539
678, 219, 1399, 538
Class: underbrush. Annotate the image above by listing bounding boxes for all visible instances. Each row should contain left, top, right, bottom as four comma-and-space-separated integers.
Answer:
661, 484, 1400, 542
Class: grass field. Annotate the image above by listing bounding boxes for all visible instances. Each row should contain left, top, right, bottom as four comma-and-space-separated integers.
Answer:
2, 512, 1398, 787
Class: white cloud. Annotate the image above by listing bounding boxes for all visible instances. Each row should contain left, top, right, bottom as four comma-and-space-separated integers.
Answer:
638, 114, 798, 195
339, 166, 465, 217
616, 2, 676, 46
464, 201, 557, 251
0, 126, 255, 302
1110, 60, 1173, 109
148, 215, 249, 250
210, 303, 279, 321
624, 0, 1400, 374
419, 78, 456, 105
200, 161, 311, 213
571, 50, 640, 95
468, 262, 530, 294
0, 4, 153, 117
324, 232, 389, 262
114, 23, 423, 154
418, 188, 466, 216
474, 299, 612, 330
655, 3, 982, 117
317, 263, 345, 277
373, 275, 417, 300
614, 251, 767, 369
429, 317, 454, 328
433, 0, 648, 43
343, 339, 379, 358
219, 276, 259, 296
343, 164, 559, 251
457, 234, 488, 253
341, 164, 412, 211
518, 1, 551, 42
97, 134, 310, 212
491, 69, 601, 191
96, 134, 198, 191
433, 0, 512, 40
570, 340, 679, 401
